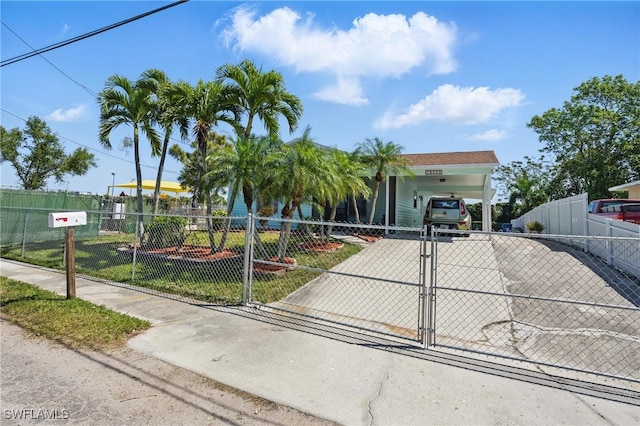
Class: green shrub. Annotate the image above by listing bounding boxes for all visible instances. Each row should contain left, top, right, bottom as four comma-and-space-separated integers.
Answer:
526, 221, 544, 233
145, 216, 189, 248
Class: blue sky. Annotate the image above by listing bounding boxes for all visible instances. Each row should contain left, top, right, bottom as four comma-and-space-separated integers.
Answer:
1, 1, 638, 196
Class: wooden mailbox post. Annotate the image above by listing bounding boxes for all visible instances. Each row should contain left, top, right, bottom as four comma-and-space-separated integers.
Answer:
48, 211, 87, 299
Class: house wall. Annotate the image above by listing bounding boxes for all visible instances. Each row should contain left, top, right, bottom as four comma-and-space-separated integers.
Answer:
395, 182, 422, 227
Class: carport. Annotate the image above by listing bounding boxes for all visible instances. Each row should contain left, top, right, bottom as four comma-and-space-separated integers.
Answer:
381, 151, 499, 231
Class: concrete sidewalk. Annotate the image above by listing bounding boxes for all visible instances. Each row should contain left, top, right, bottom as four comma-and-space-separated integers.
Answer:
1, 259, 639, 425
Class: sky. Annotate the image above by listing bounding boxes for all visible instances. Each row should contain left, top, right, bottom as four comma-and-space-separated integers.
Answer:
1, 0, 638, 196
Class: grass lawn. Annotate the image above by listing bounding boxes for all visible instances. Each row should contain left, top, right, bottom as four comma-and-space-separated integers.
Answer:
0, 230, 362, 304
0, 276, 150, 350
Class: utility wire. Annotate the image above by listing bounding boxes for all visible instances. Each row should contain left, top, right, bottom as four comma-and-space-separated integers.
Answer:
0, 0, 189, 67
1, 22, 98, 97
0, 108, 180, 175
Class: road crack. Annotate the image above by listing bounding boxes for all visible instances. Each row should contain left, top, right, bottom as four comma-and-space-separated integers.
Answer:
366, 355, 395, 426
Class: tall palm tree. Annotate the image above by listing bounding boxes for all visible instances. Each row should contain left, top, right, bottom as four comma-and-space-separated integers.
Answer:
356, 137, 413, 225
139, 69, 189, 215
215, 59, 303, 140
262, 127, 332, 261
98, 75, 160, 225
215, 59, 303, 249
167, 79, 239, 252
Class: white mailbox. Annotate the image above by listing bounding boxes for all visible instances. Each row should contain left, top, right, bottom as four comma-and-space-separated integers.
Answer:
48, 211, 87, 228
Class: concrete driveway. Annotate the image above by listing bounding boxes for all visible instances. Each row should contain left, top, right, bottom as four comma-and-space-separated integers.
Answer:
270, 232, 640, 382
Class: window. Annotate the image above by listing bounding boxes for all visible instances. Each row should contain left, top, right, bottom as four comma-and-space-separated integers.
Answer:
432, 200, 459, 209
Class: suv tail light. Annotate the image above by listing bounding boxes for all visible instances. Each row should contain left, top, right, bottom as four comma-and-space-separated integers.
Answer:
460, 201, 466, 216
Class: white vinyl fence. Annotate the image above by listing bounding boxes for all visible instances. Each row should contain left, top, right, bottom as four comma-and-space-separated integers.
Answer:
511, 193, 640, 277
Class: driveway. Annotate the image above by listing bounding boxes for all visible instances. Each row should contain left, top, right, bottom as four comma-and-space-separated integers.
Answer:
270, 232, 640, 381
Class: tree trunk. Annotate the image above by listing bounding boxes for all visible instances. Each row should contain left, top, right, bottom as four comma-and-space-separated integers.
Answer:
152, 133, 171, 215
351, 195, 361, 224
133, 126, 144, 241
218, 188, 237, 251
277, 202, 296, 262
205, 191, 217, 253
368, 181, 382, 225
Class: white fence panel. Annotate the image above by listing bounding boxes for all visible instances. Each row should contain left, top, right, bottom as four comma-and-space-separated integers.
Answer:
511, 193, 639, 277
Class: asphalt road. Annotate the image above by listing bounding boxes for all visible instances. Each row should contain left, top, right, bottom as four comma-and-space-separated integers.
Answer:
0, 320, 335, 426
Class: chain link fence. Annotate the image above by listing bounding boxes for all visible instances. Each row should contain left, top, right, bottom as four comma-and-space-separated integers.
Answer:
2, 207, 639, 383
246, 215, 427, 342
430, 230, 640, 382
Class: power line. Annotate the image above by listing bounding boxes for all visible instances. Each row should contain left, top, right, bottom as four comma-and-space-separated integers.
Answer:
0, 108, 180, 175
1, 22, 97, 97
0, 0, 189, 67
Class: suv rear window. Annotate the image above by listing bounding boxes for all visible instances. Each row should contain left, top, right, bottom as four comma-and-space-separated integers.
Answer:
432, 200, 459, 209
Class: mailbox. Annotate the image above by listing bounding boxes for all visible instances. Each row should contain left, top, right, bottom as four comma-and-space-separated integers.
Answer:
48, 211, 87, 228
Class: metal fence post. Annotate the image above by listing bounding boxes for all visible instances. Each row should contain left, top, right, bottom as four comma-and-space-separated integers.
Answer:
606, 220, 612, 265
242, 214, 255, 305
21, 210, 29, 258
427, 227, 438, 347
419, 225, 429, 347
132, 213, 139, 281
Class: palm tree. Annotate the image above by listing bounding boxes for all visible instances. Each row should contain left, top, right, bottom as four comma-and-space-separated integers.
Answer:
262, 127, 332, 261
215, 59, 303, 249
215, 59, 303, 140
170, 135, 231, 210
208, 134, 281, 254
139, 69, 189, 215
167, 80, 239, 252
356, 137, 413, 225
327, 149, 372, 229
98, 75, 160, 228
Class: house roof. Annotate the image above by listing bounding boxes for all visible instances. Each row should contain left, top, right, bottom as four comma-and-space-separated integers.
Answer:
609, 180, 640, 192
402, 150, 499, 167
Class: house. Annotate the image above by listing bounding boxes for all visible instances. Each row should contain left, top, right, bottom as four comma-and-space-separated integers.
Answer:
608, 180, 640, 198
230, 149, 499, 232
355, 150, 499, 231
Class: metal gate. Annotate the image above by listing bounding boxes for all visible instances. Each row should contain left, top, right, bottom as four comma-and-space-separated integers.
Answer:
429, 229, 640, 383
247, 216, 427, 344
245, 215, 639, 383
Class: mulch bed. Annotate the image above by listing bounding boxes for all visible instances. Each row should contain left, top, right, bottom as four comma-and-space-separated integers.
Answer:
352, 233, 382, 243
117, 244, 241, 263
253, 256, 297, 276
298, 241, 344, 252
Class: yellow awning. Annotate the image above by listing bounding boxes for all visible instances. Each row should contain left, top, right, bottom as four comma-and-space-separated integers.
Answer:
114, 180, 190, 194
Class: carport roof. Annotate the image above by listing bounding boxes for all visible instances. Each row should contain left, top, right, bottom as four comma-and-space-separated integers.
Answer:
401, 150, 499, 167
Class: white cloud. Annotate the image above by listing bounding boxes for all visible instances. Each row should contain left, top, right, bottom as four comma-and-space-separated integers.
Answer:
313, 75, 368, 106
46, 105, 86, 122
57, 23, 69, 39
375, 84, 525, 129
467, 129, 507, 141
221, 6, 458, 105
